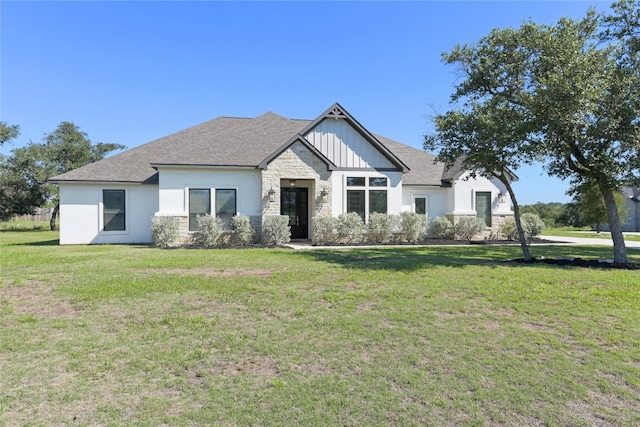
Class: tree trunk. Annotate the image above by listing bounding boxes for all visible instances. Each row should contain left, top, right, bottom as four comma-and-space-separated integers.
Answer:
50, 203, 59, 231
600, 186, 627, 265
501, 175, 533, 261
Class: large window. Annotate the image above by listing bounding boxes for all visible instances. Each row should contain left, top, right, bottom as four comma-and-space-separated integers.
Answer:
476, 192, 492, 227
189, 189, 211, 231
346, 177, 388, 221
103, 190, 125, 231
414, 197, 426, 216
216, 189, 236, 229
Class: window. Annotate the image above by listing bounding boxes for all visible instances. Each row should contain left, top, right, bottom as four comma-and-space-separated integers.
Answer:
415, 197, 426, 216
216, 189, 236, 229
369, 190, 387, 214
347, 190, 366, 221
103, 190, 125, 231
189, 189, 211, 231
476, 192, 492, 227
346, 176, 388, 221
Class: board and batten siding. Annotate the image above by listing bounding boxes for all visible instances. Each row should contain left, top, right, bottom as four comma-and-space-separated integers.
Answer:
304, 118, 395, 169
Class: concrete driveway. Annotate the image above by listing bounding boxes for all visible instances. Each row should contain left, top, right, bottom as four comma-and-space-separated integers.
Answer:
539, 234, 640, 250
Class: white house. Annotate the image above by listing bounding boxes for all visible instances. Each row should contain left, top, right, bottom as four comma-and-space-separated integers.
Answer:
621, 186, 640, 232
49, 103, 515, 244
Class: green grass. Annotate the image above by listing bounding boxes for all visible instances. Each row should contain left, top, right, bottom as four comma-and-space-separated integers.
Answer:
1, 228, 639, 426
542, 226, 640, 242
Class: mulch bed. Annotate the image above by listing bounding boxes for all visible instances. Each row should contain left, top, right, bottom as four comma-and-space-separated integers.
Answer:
509, 257, 637, 270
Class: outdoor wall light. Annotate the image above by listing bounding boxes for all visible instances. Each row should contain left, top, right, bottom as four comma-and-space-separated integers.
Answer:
289, 179, 296, 188
268, 187, 276, 203
320, 188, 329, 203
498, 192, 507, 203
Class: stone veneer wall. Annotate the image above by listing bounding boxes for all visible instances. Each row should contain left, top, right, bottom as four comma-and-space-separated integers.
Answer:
261, 141, 332, 222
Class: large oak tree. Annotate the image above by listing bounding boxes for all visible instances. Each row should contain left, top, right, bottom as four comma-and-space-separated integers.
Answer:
1, 122, 124, 230
428, 2, 639, 265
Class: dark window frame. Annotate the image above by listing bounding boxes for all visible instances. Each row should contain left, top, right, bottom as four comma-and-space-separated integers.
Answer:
103, 189, 126, 231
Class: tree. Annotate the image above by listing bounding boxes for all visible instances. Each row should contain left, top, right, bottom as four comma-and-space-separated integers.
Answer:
0, 147, 49, 221
428, 4, 639, 265
425, 100, 536, 260
0, 121, 20, 144
1, 122, 124, 229
569, 181, 628, 232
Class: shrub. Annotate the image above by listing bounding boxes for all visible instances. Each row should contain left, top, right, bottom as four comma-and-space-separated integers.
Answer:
192, 215, 224, 248
336, 213, 365, 244
151, 216, 180, 248
454, 216, 487, 241
428, 216, 454, 239
399, 212, 427, 243
521, 212, 545, 242
262, 215, 291, 246
499, 217, 518, 241
312, 216, 336, 246
366, 213, 399, 243
231, 215, 256, 245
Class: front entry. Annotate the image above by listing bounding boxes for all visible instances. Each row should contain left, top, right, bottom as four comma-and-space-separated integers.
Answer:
281, 188, 308, 239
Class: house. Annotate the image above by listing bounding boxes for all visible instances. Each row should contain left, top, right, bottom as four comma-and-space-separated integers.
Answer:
621, 186, 640, 232
48, 103, 515, 244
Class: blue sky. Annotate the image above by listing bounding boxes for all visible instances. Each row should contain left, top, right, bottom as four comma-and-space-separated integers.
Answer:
1, 1, 612, 204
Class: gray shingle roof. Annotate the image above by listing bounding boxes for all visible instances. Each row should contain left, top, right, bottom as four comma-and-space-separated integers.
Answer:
49, 108, 452, 187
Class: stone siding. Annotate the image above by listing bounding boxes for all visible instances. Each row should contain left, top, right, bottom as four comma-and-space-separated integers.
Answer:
261, 141, 332, 226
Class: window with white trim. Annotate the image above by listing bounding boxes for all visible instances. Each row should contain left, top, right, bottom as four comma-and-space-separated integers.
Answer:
188, 188, 238, 231
346, 177, 388, 221
215, 189, 236, 229
476, 191, 492, 227
103, 190, 126, 231
189, 189, 211, 231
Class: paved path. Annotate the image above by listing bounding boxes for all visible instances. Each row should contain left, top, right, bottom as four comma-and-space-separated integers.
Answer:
538, 235, 640, 250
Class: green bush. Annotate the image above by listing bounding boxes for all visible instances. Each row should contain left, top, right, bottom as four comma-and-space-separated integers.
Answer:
151, 216, 180, 248
521, 212, 545, 242
231, 215, 256, 245
192, 215, 224, 248
454, 216, 487, 241
312, 216, 336, 246
498, 217, 518, 241
262, 215, 291, 246
336, 213, 365, 244
428, 216, 454, 239
367, 213, 399, 243
399, 212, 427, 243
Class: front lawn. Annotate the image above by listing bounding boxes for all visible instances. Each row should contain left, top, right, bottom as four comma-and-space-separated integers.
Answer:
1, 230, 639, 426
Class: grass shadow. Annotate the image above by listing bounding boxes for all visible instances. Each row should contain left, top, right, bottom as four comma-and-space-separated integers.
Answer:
297, 244, 640, 272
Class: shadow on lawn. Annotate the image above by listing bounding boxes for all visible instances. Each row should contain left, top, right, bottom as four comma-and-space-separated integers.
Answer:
297, 245, 636, 271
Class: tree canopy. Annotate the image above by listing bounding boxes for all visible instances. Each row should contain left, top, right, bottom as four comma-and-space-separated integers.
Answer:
0, 122, 124, 228
0, 121, 20, 145
426, 1, 640, 264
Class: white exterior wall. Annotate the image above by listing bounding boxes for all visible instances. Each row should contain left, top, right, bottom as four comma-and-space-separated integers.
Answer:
447, 172, 514, 225
330, 171, 403, 220
401, 186, 450, 219
304, 118, 395, 169
156, 167, 262, 218
58, 183, 158, 244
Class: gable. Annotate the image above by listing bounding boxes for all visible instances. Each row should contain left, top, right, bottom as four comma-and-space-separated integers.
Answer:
303, 118, 397, 169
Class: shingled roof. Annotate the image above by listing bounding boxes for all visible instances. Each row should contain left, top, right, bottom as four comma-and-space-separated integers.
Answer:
49, 106, 451, 187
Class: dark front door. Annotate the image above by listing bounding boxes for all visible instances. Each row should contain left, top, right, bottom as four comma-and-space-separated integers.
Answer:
281, 188, 308, 239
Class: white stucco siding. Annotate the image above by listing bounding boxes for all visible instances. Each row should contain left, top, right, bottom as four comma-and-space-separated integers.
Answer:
304, 118, 395, 169
401, 187, 450, 219
58, 184, 158, 244
449, 172, 513, 216
330, 171, 403, 220
156, 168, 262, 217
